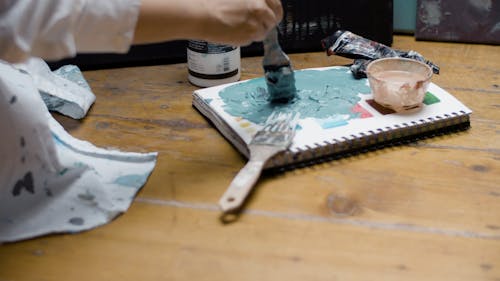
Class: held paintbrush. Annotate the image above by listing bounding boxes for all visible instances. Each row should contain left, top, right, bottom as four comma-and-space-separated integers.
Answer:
262, 28, 297, 102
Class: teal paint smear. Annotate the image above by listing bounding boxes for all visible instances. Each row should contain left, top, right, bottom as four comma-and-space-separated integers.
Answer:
318, 117, 349, 129
219, 68, 371, 125
58, 168, 69, 176
114, 174, 148, 188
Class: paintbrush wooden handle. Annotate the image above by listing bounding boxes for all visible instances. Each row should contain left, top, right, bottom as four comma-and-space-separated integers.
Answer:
263, 27, 290, 67
263, 28, 279, 52
218, 158, 266, 213
219, 144, 282, 213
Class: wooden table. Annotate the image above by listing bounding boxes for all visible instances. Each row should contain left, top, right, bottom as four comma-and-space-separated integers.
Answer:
1, 35, 499, 281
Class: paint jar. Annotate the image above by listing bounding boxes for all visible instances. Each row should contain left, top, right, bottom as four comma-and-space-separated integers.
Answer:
187, 40, 241, 87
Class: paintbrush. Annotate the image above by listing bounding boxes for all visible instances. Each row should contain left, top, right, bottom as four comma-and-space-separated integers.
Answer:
218, 111, 300, 214
262, 27, 296, 102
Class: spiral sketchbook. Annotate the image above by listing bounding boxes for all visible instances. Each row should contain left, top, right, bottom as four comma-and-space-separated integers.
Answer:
192, 66, 472, 169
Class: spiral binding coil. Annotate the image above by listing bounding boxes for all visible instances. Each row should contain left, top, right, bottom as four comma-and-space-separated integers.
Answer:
265, 111, 471, 170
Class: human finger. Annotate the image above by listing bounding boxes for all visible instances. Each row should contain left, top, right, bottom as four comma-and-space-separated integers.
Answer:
265, 0, 283, 23
247, 1, 278, 41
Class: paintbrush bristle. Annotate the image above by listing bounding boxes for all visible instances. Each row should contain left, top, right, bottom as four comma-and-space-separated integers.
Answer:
262, 28, 297, 102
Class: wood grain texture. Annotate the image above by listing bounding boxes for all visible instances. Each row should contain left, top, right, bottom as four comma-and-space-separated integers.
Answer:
1, 35, 499, 281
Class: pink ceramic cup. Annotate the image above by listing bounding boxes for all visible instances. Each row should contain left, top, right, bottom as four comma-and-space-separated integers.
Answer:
366, 57, 433, 112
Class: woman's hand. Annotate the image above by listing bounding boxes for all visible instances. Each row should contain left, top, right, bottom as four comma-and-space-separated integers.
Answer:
197, 0, 283, 45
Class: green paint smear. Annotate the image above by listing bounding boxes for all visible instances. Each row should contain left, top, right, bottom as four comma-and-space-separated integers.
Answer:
219, 68, 371, 124
423, 92, 440, 105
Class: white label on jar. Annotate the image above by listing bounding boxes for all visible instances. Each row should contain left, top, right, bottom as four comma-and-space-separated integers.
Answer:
187, 41, 240, 79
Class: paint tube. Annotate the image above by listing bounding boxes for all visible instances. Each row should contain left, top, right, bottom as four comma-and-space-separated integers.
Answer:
321, 30, 440, 79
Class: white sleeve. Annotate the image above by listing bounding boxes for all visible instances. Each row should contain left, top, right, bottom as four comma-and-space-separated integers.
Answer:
0, 0, 141, 63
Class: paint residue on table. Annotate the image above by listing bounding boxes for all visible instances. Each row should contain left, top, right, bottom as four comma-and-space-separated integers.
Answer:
218, 68, 371, 125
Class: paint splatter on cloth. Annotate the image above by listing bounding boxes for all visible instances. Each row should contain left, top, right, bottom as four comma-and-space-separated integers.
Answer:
0, 59, 157, 243
15, 58, 96, 119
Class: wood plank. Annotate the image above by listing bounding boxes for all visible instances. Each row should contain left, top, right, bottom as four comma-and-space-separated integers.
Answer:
0, 203, 499, 281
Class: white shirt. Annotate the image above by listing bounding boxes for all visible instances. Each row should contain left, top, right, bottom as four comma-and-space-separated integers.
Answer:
0, 0, 141, 63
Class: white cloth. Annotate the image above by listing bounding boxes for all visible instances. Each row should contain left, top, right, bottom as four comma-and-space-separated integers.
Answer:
0, 0, 159, 243
0, 0, 141, 63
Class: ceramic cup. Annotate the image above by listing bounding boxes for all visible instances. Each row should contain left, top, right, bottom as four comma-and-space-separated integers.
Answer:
366, 57, 433, 112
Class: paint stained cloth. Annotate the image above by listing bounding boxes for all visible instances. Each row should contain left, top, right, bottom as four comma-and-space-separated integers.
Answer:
0, 61, 157, 243
15, 58, 96, 119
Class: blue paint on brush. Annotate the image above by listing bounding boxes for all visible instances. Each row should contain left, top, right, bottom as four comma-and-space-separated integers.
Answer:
264, 65, 296, 102
263, 28, 297, 102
